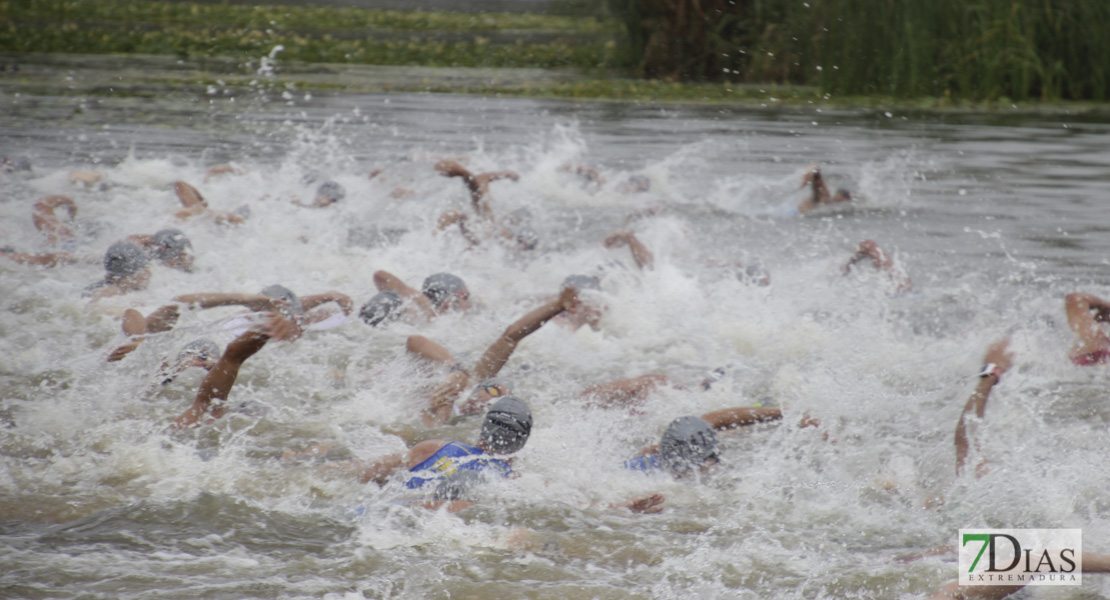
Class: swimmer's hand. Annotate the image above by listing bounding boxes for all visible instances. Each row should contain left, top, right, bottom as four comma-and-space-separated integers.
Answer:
261, 313, 302, 341
800, 164, 822, 188
557, 284, 581, 314
603, 230, 632, 248
107, 340, 142, 362
434, 160, 471, 179
611, 493, 665, 514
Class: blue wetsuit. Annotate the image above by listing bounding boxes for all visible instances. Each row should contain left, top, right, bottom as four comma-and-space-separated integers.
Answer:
404, 441, 513, 490
622, 454, 664, 473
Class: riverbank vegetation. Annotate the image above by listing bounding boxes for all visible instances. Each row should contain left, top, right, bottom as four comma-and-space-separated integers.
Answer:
2, 0, 1108, 103
609, 0, 1110, 101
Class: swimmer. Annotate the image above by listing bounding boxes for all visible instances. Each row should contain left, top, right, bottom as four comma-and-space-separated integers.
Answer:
170, 312, 302, 429
371, 270, 471, 321
32, 195, 76, 245
293, 180, 346, 208
1064, 292, 1110, 366
624, 407, 819, 476
85, 241, 152, 300
358, 290, 404, 327
798, 164, 851, 214
434, 159, 519, 219
173, 180, 245, 225
124, 228, 195, 272
411, 283, 584, 425
436, 210, 538, 252
603, 230, 654, 271
109, 285, 351, 361
842, 239, 913, 293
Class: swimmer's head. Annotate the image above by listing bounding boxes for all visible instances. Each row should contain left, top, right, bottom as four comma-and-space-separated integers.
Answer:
175, 338, 220, 369
315, 181, 346, 206
619, 174, 651, 194
737, 263, 771, 287
659, 416, 719, 474
103, 241, 149, 280
260, 284, 304, 315
514, 226, 539, 251
359, 290, 403, 327
422, 273, 470, 312
480, 396, 532, 454
833, 188, 852, 202
151, 228, 194, 270
561, 274, 601, 293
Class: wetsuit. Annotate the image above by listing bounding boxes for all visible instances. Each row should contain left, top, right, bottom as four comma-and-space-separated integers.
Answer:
404, 441, 512, 490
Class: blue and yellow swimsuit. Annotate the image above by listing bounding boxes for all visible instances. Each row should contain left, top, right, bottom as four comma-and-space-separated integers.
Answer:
404, 441, 513, 490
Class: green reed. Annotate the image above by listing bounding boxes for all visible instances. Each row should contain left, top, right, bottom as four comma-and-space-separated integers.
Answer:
610, 0, 1110, 101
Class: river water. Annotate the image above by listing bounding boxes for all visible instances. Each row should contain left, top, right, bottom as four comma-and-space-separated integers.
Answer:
3, 57, 1110, 599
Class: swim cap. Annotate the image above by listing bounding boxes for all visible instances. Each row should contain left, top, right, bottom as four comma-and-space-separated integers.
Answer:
103, 242, 149, 279
151, 229, 191, 261
260, 284, 304, 315
513, 226, 539, 251
833, 188, 852, 201
176, 338, 221, 364
359, 290, 403, 326
422, 273, 468, 308
624, 174, 651, 193
561, 274, 600, 292
431, 468, 485, 502
659, 416, 719, 473
480, 396, 532, 454
737, 263, 771, 287
315, 180, 346, 204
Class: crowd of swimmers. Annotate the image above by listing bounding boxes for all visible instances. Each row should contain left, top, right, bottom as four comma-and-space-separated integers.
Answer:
4, 153, 1110, 599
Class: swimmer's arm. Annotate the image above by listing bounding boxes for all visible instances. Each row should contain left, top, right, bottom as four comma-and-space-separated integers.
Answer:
170, 327, 271, 429
701, 407, 784, 431
603, 230, 654, 270
32, 195, 76, 244
608, 493, 665, 514
0, 251, 77, 267
301, 291, 354, 315
955, 338, 1011, 477
579, 374, 671, 408
471, 286, 577, 381
423, 370, 471, 426
174, 181, 207, 208
374, 270, 436, 319
87, 270, 151, 301
436, 210, 483, 247
406, 335, 458, 365
109, 305, 181, 362
173, 293, 276, 312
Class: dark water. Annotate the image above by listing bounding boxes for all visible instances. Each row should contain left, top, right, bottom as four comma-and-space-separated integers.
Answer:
2, 55, 1110, 599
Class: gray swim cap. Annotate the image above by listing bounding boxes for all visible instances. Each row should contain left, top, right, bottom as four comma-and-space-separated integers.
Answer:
260, 284, 303, 315
315, 180, 346, 204
659, 416, 719, 473
176, 338, 221, 364
737, 263, 771, 287
359, 290, 403, 326
515, 226, 539, 251
561, 274, 600, 292
421, 273, 468, 307
625, 174, 651, 192
480, 396, 532, 454
431, 468, 485, 502
103, 241, 148, 278
151, 229, 191, 261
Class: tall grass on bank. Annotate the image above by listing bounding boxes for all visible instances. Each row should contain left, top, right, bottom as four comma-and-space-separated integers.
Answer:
609, 0, 1110, 101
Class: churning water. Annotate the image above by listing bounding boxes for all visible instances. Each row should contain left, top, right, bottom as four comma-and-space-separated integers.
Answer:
3, 57, 1110, 599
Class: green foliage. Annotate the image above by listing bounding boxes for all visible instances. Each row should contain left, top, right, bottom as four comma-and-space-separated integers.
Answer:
608, 0, 1110, 101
